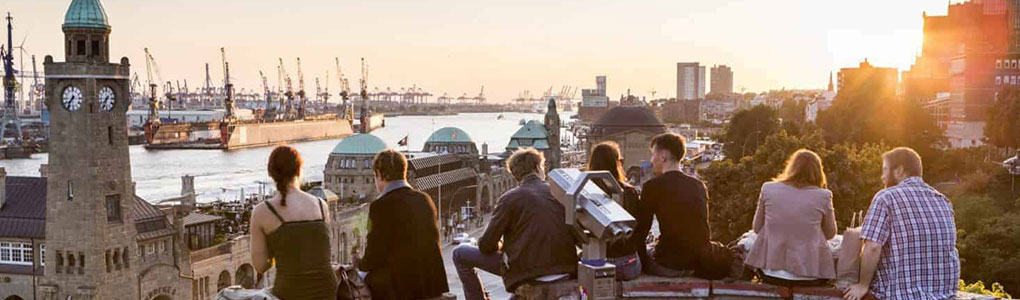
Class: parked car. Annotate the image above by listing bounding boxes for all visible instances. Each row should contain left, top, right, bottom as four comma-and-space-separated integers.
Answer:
451, 232, 476, 245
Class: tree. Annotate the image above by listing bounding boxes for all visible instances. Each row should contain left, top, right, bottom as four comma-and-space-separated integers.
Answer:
778, 99, 807, 125
718, 105, 780, 159
985, 88, 1020, 150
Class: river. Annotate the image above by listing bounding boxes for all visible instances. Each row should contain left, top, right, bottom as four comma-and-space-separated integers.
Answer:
0, 111, 575, 203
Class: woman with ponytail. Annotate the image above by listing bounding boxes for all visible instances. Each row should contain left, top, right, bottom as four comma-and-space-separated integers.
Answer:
250, 145, 337, 299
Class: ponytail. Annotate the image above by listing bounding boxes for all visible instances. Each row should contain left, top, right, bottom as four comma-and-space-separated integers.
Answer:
268, 146, 303, 206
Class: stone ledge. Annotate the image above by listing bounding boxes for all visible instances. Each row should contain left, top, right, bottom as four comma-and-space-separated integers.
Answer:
514, 277, 1012, 299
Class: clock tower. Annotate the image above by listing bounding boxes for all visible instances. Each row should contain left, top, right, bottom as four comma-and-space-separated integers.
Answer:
40, 0, 137, 299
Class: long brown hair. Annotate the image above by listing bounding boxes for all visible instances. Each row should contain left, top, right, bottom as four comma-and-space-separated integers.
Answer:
587, 141, 627, 184
268, 145, 303, 206
773, 149, 827, 189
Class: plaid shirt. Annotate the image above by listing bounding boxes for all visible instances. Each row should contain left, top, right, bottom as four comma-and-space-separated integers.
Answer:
860, 176, 960, 300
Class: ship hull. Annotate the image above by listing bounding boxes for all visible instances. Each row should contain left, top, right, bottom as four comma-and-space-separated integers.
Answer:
145, 118, 354, 150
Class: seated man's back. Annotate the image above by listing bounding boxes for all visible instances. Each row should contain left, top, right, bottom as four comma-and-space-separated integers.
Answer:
478, 174, 579, 291
637, 170, 710, 271
861, 177, 959, 299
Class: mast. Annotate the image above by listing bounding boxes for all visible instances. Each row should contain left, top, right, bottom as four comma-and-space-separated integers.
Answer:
1, 12, 24, 142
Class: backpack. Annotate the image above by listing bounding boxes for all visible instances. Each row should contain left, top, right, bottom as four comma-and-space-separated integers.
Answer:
335, 264, 371, 300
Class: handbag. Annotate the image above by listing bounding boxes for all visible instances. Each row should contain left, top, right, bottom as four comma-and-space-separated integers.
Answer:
335, 264, 372, 300
835, 211, 864, 289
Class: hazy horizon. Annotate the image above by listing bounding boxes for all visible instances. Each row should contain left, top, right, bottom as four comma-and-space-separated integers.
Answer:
4, 0, 950, 102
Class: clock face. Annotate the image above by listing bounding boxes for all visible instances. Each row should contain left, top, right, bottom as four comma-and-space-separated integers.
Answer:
99, 86, 116, 111
62, 86, 83, 111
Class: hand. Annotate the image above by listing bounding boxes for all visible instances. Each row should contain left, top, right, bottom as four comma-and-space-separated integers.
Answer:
843, 283, 869, 300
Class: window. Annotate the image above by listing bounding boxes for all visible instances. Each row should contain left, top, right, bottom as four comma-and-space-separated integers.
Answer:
998, 59, 1003, 69
0, 242, 34, 265
122, 247, 129, 268
159, 240, 167, 253
105, 250, 112, 272
76, 40, 86, 55
106, 194, 122, 223
147, 243, 155, 255
108, 126, 114, 145
91, 40, 100, 57
998, 76, 1003, 85
40, 244, 45, 265
67, 180, 74, 201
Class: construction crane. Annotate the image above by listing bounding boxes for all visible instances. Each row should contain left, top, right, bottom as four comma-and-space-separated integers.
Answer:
221, 47, 234, 119
143, 48, 161, 125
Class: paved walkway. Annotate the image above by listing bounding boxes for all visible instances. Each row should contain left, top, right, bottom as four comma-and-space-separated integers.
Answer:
441, 223, 510, 300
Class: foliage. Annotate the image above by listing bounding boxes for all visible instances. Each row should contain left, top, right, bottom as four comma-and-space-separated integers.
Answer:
816, 80, 944, 163
778, 98, 807, 124
718, 105, 780, 160
959, 280, 1012, 299
701, 129, 884, 242
985, 87, 1020, 150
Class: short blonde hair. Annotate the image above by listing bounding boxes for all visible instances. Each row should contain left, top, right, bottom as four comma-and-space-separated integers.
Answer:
883, 147, 923, 177
507, 148, 544, 181
773, 149, 827, 189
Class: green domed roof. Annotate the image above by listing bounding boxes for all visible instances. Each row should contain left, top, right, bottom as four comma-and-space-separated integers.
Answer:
331, 134, 388, 155
426, 127, 473, 144
63, 0, 111, 30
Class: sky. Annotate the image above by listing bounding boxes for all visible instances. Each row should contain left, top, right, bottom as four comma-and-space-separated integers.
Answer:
3, 0, 951, 102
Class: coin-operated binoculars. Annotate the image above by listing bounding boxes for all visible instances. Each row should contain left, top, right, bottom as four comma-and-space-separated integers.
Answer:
547, 168, 636, 300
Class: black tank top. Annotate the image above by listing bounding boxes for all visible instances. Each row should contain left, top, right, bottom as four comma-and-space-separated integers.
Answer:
265, 199, 338, 300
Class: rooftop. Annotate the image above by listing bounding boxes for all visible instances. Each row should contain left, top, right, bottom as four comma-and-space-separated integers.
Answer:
63, 0, 111, 30
426, 127, 474, 144
332, 133, 388, 155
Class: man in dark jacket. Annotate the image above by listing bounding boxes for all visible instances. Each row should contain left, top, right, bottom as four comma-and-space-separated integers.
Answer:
452, 148, 579, 300
632, 132, 711, 277
360, 149, 449, 299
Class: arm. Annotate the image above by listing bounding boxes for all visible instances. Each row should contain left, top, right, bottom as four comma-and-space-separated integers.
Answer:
844, 193, 890, 300
632, 185, 655, 262
321, 199, 332, 225
845, 241, 882, 300
822, 193, 837, 240
752, 186, 766, 233
249, 205, 271, 273
478, 192, 514, 254
359, 201, 389, 272
698, 181, 711, 240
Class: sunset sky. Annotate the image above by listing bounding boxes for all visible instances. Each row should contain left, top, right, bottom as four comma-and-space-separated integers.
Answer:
4, 0, 950, 102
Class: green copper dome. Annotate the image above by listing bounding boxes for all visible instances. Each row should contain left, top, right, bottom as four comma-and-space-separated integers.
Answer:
62, 0, 111, 30
425, 127, 473, 144
331, 134, 388, 155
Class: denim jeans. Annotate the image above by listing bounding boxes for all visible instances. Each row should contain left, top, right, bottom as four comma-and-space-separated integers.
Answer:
452, 244, 504, 300
607, 253, 642, 281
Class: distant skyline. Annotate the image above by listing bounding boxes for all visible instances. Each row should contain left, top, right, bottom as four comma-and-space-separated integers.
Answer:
4, 0, 951, 102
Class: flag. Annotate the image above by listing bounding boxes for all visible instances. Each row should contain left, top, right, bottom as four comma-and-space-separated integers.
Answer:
398, 135, 408, 147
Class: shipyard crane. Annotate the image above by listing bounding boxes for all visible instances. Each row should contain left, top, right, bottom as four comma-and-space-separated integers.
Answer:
359, 58, 369, 122
278, 58, 294, 118
143, 48, 162, 124
203, 63, 213, 106
322, 70, 330, 107
335, 58, 350, 106
295, 58, 306, 118
163, 81, 176, 118
1, 13, 24, 143
221, 47, 234, 119
259, 70, 271, 115
314, 77, 322, 108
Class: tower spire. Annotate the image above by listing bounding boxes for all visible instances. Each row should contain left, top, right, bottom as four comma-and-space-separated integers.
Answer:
828, 71, 834, 92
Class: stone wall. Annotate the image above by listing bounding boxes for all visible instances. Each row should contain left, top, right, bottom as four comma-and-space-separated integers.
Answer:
0, 273, 37, 299
189, 236, 255, 299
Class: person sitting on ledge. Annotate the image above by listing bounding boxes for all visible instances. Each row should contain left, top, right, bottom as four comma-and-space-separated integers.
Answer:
745, 149, 836, 287
632, 132, 711, 278
844, 147, 960, 300
360, 149, 449, 300
452, 148, 579, 300
587, 141, 643, 281
250, 146, 338, 300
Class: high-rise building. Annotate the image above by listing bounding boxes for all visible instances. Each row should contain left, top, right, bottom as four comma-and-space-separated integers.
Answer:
579, 75, 615, 123
676, 62, 706, 100
710, 65, 734, 94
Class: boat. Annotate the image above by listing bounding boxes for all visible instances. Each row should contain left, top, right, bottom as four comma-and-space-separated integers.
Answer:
497, 114, 505, 120
144, 114, 354, 150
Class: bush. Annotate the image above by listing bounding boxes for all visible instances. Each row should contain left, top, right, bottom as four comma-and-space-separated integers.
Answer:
960, 280, 1012, 299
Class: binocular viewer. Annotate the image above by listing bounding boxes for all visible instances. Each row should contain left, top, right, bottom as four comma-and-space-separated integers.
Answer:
547, 168, 637, 260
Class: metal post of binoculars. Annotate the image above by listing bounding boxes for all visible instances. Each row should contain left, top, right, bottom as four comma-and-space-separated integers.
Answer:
548, 168, 637, 300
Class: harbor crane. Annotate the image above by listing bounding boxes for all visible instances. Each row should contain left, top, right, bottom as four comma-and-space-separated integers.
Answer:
335, 57, 350, 106
322, 70, 330, 107
143, 47, 161, 124
296, 58, 306, 118
279, 58, 294, 118
259, 70, 271, 114
1, 13, 24, 143
221, 47, 234, 119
